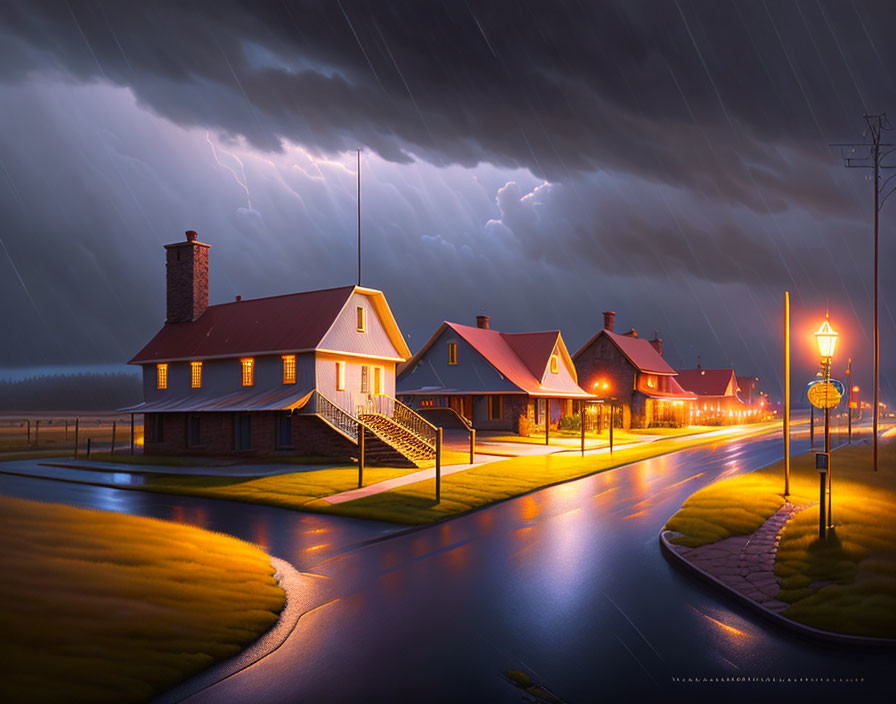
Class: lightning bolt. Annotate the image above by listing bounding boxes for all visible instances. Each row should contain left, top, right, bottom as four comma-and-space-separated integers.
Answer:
205, 130, 252, 208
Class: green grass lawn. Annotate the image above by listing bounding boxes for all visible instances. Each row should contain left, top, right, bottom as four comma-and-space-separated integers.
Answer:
308, 422, 781, 524
140, 465, 418, 510
0, 495, 284, 704
665, 439, 896, 639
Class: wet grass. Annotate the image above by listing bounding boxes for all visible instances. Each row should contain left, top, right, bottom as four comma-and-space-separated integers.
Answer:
309, 423, 780, 524
0, 495, 284, 704
665, 439, 896, 639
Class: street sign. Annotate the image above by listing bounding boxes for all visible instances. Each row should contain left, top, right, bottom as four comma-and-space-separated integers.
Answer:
806, 379, 844, 410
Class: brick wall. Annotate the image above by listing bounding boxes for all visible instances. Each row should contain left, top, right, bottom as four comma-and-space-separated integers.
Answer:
165, 237, 209, 323
574, 334, 636, 429
144, 411, 356, 461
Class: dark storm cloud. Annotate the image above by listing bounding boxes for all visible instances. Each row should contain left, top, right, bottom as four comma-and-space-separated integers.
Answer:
0, 0, 887, 214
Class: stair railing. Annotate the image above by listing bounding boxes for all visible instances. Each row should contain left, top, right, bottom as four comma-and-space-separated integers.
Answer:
315, 390, 362, 442
389, 397, 438, 451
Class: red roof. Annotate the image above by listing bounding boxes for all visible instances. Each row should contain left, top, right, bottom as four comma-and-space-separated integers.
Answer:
403, 322, 593, 398
676, 368, 738, 397
574, 329, 676, 375
130, 286, 356, 363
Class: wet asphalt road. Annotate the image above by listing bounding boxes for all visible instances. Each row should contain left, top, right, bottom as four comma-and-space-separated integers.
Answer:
0, 426, 890, 703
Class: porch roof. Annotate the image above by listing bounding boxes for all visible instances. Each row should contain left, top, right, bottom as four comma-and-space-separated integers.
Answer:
120, 386, 314, 414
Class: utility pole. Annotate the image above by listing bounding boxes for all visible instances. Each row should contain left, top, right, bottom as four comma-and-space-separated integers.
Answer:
832, 114, 896, 472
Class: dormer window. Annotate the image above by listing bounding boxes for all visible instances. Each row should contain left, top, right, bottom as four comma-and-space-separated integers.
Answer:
356, 306, 366, 332
190, 361, 202, 388
448, 342, 458, 365
282, 355, 296, 384
550, 354, 559, 374
241, 358, 255, 386
156, 363, 168, 389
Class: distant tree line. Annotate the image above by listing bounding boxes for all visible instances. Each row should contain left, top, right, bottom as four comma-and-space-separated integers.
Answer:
0, 373, 141, 411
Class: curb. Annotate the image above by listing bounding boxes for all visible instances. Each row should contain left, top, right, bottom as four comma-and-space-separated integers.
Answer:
659, 529, 896, 649
153, 556, 319, 704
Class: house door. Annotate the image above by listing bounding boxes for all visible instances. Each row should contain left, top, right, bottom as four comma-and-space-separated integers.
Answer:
449, 396, 467, 420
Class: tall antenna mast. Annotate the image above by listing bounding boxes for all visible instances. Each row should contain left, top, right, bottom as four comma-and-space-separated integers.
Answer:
357, 148, 361, 286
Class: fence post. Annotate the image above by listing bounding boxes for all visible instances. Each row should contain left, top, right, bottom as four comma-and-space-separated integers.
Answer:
65, 420, 69, 441
26, 419, 30, 446
111, 421, 117, 456
74, 418, 80, 458
86, 438, 91, 458
357, 422, 365, 488
580, 404, 586, 456
435, 427, 442, 502
609, 405, 614, 455
35, 420, 40, 448
130, 414, 135, 455
469, 427, 475, 464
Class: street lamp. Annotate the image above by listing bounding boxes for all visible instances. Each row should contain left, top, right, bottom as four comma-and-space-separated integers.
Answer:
815, 316, 838, 532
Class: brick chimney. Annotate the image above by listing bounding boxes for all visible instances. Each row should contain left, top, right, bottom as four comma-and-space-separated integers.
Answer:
603, 311, 615, 332
476, 314, 491, 329
650, 336, 663, 356
164, 230, 210, 323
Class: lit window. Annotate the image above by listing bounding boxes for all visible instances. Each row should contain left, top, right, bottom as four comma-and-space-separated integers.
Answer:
156, 363, 168, 389
550, 354, 559, 374
448, 342, 457, 365
357, 306, 366, 332
241, 358, 254, 387
190, 361, 202, 388
282, 354, 296, 384
488, 395, 502, 420
360, 365, 369, 393
373, 366, 384, 395
336, 361, 346, 391
646, 374, 657, 389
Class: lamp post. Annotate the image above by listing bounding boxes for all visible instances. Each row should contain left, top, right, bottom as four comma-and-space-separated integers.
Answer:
815, 317, 838, 529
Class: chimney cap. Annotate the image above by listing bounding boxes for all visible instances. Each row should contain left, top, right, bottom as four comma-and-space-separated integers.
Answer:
476, 314, 491, 329
235, 295, 242, 302
185, 230, 198, 242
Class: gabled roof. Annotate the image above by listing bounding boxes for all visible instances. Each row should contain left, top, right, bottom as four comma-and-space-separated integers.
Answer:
676, 368, 738, 397
573, 329, 676, 375
401, 322, 593, 398
130, 285, 411, 364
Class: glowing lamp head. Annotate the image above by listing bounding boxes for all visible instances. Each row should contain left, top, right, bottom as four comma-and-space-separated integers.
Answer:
814, 318, 838, 360
852, 385, 860, 393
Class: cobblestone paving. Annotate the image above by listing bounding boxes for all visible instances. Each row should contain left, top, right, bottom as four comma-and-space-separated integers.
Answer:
670, 502, 812, 613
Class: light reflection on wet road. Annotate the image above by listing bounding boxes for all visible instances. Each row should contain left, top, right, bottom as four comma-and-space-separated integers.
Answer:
1, 428, 890, 703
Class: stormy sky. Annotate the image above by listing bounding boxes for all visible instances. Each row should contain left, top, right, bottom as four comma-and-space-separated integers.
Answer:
0, 0, 894, 403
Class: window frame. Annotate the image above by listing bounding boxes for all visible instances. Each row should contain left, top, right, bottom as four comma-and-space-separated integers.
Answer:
277, 413, 293, 449
487, 395, 503, 421
645, 374, 658, 390
356, 305, 367, 332
282, 354, 296, 384
336, 360, 346, 391
156, 363, 168, 390
360, 365, 370, 394
241, 358, 255, 387
373, 366, 385, 395
448, 342, 458, 365
550, 354, 559, 374
190, 361, 202, 389
187, 414, 201, 447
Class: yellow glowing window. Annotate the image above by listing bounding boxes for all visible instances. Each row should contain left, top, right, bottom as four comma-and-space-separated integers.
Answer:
646, 374, 657, 389
282, 355, 296, 384
156, 363, 168, 389
190, 361, 202, 388
373, 366, 384, 395
550, 354, 559, 374
336, 361, 346, 391
357, 306, 366, 332
448, 342, 457, 365
241, 358, 255, 386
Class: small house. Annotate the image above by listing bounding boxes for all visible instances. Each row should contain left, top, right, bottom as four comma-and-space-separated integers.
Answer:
572, 311, 695, 429
397, 315, 593, 432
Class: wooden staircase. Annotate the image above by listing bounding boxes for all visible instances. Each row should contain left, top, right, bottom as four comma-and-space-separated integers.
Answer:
314, 391, 435, 468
